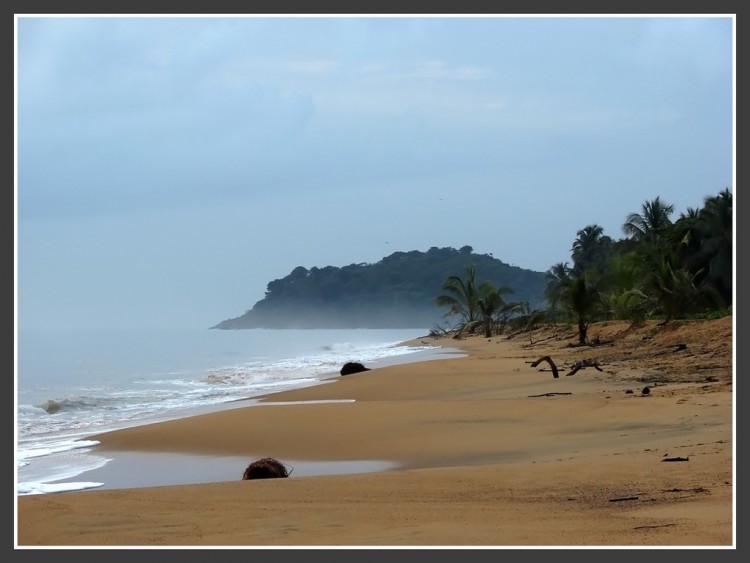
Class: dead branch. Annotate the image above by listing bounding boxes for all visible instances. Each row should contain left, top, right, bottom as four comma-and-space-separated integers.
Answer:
661, 487, 706, 493
528, 392, 572, 397
566, 358, 604, 376
529, 356, 559, 378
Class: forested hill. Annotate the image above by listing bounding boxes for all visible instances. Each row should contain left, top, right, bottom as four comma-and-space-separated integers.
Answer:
212, 246, 548, 329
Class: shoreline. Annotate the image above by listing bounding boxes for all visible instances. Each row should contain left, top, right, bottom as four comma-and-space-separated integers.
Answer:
17, 333, 457, 495
78, 337, 466, 494
17, 317, 734, 547
62, 343, 465, 492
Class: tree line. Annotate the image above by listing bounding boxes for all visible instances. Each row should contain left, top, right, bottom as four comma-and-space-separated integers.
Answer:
436, 188, 732, 343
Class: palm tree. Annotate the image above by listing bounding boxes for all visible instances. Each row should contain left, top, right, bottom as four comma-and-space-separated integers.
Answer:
565, 273, 604, 344
637, 245, 723, 319
600, 252, 648, 322
571, 224, 611, 275
622, 196, 675, 243
436, 266, 516, 337
475, 282, 513, 337
509, 299, 548, 343
696, 188, 733, 306
672, 207, 703, 269
546, 267, 604, 345
435, 265, 481, 327
544, 262, 572, 321
670, 189, 732, 307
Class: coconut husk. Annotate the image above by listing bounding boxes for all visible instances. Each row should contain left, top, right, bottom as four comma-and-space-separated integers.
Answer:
340, 362, 371, 376
242, 457, 291, 480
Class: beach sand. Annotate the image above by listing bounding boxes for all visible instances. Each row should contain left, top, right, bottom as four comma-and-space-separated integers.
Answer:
16, 317, 734, 547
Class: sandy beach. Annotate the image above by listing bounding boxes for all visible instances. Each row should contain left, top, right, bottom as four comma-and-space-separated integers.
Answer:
16, 317, 734, 548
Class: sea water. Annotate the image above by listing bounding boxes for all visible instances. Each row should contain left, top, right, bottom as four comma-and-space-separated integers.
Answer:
16, 327, 444, 495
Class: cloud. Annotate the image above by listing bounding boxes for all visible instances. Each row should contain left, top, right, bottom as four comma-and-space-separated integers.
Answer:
412, 60, 491, 80
219, 57, 340, 87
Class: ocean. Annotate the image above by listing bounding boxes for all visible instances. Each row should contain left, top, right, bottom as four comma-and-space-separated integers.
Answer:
16, 326, 452, 496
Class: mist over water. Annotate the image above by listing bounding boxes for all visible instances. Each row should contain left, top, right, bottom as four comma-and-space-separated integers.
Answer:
16, 327, 442, 495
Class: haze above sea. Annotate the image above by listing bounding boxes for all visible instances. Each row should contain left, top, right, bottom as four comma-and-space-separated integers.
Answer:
16, 326, 452, 495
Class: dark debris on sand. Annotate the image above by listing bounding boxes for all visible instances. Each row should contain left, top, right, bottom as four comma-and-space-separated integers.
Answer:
242, 457, 292, 480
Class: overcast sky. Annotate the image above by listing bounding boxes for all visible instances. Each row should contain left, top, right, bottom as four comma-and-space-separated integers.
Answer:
16, 15, 734, 330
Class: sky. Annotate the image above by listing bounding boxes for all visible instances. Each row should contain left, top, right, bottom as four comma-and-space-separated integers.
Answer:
15, 15, 734, 331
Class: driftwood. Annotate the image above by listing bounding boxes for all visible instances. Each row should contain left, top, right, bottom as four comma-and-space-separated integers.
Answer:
518, 333, 559, 347
529, 356, 559, 378
528, 392, 572, 397
242, 457, 292, 480
662, 487, 705, 493
609, 496, 639, 502
662, 456, 689, 462
566, 358, 604, 376
653, 343, 689, 357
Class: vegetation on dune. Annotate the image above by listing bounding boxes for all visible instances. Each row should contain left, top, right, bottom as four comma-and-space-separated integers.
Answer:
434, 188, 732, 343
435, 264, 518, 338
